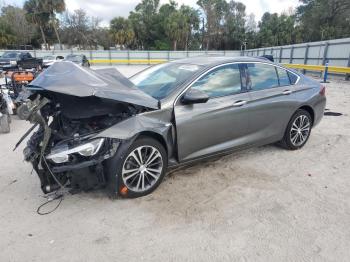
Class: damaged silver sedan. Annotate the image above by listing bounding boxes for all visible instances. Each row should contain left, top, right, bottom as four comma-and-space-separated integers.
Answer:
19, 57, 326, 198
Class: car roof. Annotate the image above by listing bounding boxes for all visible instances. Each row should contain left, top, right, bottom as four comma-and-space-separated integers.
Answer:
171, 56, 273, 67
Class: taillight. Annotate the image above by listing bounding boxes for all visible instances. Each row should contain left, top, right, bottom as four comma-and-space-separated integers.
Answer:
319, 85, 326, 96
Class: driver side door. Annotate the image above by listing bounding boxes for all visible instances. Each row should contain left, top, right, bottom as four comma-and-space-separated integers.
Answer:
174, 63, 252, 161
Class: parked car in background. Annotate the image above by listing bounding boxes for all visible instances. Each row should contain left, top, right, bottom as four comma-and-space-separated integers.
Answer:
20, 57, 326, 198
64, 54, 90, 67
42, 55, 64, 68
0, 51, 43, 71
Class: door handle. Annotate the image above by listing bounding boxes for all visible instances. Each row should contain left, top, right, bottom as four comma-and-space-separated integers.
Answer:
282, 90, 293, 95
233, 100, 247, 107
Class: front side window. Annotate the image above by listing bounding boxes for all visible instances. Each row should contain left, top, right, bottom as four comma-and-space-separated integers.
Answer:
191, 64, 242, 97
276, 67, 291, 86
247, 63, 279, 91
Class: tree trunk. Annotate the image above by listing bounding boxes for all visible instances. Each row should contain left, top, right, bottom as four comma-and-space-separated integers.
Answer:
185, 32, 189, 51
53, 22, 62, 50
39, 24, 48, 50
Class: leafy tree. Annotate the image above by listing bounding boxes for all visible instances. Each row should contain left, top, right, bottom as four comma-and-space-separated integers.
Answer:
110, 17, 135, 49
0, 17, 15, 48
223, 1, 246, 50
0, 5, 35, 47
42, 0, 66, 50
129, 0, 160, 49
24, 0, 50, 50
257, 12, 297, 47
297, 0, 350, 41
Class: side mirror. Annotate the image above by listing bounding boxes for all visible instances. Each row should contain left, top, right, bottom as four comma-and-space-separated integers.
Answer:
181, 89, 209, 105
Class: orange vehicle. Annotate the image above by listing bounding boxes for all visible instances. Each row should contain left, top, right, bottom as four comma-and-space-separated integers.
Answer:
3, 70, 39, 120
5, 71, 35, 83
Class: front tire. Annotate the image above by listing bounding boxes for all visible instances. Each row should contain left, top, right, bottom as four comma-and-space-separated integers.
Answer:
108, 137, 167, 198
280, 109, 312, 150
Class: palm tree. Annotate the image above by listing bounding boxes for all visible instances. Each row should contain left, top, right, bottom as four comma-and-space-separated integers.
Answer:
24, 0, 50, 50
42, 0, 66, 50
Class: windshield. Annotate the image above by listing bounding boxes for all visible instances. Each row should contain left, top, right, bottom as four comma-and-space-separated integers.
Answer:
2, 52, 20, 59
65, 55, 82, 62
130, 62, 203, 99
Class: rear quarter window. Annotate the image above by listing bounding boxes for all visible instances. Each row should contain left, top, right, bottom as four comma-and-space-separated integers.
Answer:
276, 67, 291, 86
288, 71, 299, 84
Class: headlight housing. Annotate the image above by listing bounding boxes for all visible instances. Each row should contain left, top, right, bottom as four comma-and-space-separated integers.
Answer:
46, 138, 105, 164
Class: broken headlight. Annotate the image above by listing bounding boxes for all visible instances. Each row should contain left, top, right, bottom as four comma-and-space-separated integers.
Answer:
46, 138, 105, 164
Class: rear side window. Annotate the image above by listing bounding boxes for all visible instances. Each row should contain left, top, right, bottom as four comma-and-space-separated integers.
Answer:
247, 63, 279, 91
276, 67, 291, 86
288, 71, 298, 84
191, 64, 242, 97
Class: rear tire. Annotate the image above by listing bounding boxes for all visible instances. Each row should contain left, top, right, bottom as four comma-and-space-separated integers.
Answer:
106, 136, 167, 198
0, 113, 10, 133
280, 109, 312, 150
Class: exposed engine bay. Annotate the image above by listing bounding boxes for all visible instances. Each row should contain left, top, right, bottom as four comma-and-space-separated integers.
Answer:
22, 92, 149, 194
17, 61, 162, 195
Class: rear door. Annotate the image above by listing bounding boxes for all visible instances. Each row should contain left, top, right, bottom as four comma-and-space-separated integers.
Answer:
174, 64, 251, 161
242, 63, 298, 143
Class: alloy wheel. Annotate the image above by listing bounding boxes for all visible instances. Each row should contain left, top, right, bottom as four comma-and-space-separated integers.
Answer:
290, 114, 311, 147
122, 145, 163, 192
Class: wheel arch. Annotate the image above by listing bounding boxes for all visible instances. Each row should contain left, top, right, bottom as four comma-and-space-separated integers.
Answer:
298, 105, 315, 125
136, 131, 169, 155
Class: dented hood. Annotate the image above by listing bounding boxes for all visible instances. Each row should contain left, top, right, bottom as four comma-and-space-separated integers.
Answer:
28, 61, 159, 109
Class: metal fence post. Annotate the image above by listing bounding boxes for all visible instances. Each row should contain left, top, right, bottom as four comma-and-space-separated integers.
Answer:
148, 51, 150, 65
321, 42, 329, 77
279, 47, 283, 63
346, 52, 350, 81
167, 50, 170, 61
127, 49, 130, 65
263, 49, 266, 55
108, 49, 112, 66
303, 44, 309, 74
289, 46, 294, 64
33, 49, 36, 58
89, 50, 92, 62
322, 42, 329, 65
271, 48, 273, 55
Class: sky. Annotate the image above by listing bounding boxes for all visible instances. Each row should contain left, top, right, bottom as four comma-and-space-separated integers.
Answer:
4, 0, 300, 26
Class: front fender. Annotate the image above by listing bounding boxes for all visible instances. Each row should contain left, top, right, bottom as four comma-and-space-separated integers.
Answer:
95, 114, 172, 140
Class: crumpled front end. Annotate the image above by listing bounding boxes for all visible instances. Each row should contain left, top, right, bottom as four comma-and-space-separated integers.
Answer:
21, 93, 147, 194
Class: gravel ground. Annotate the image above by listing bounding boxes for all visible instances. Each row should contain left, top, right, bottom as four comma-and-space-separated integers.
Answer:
0, 67, 349, 262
